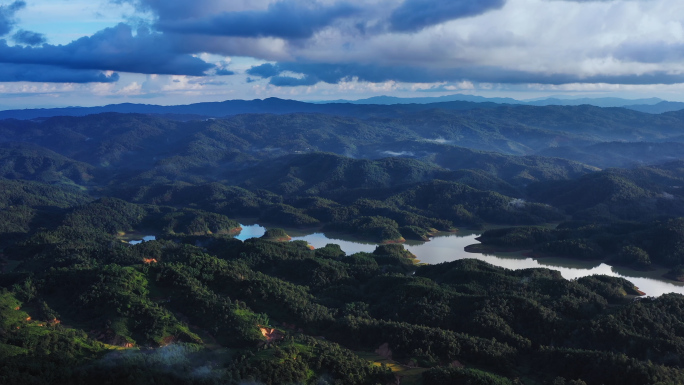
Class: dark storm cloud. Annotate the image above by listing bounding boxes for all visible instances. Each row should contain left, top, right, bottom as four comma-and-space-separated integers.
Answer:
0, 0, 25, 36
389, 0, 506, 32
0, 23, 213, 76
248, 61, 684, 86
157, 1, 360, 39
0, 63, 119, 82
111, 0, 228, 20
246, 63, 282, 78
12, 29, 46, 45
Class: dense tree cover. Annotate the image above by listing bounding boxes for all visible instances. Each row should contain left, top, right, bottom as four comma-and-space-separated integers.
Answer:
478, 218, 684, 268
386, 180, 564, 227
0, 142, 95, 184
422, 367, 517, 385
42, 265, 201, 346
1, 110, 683, 241
0, 179, 93, 252
233, 153, 447, 196
3, 106, 684, 384
537, 141, 684, 169
0, 110, 641, 191
528, 161, 684, 221
0, 178, 90, 210
3, 188, 684, 385
260, 228, 292, 241
112, 177, 563, 242
326, 216, 405, 243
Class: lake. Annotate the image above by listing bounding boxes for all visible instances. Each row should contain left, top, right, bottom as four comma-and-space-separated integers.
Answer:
129, 235, 156, 245
235, 223, 684, 297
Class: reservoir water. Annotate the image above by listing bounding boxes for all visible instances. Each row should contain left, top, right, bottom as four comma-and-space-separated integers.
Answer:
129, 235, 156, 245
235, 223, 684, 297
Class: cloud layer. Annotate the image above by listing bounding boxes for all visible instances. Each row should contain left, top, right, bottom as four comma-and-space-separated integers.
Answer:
247, 61, 684, 86
3, 24, 212, 75
0, 63, 119, 83
0, 23, 216, 82
1, 0, 683, 93
0, 1, 25, 36
389, 0, 507, 32
12, 29, 45, 45
158, 1, 360, 39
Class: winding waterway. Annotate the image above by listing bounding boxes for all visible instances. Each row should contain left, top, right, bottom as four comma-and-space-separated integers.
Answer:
235, 223, 684, 297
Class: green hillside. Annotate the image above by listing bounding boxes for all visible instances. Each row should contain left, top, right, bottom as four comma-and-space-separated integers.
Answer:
2, 105, 684, 384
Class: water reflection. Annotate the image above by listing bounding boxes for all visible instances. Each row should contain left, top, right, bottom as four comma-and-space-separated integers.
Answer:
129, 235, 156, 245
234, 224, 266, 241
236, 224, 684, 297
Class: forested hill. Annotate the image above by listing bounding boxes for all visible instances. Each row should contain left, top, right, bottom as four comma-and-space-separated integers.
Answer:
0, 112, 601, 184
4, 104, 684, 384
4, 178, 684, 385
2, 107, 683, 169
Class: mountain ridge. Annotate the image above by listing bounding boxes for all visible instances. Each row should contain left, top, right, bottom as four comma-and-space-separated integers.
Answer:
1, 95, 683, 121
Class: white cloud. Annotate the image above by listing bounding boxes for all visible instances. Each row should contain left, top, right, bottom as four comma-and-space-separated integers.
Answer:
3, 0, 684, 106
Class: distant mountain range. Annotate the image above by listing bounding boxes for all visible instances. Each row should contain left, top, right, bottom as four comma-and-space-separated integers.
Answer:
318, 94, 523, 105
622, 101, 684, 114
318, 94, 684, 113
0, 98, 506, 120
0, 94, 682, 121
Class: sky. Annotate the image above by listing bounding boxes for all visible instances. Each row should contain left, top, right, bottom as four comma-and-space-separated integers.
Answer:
0, 0, 684, 108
